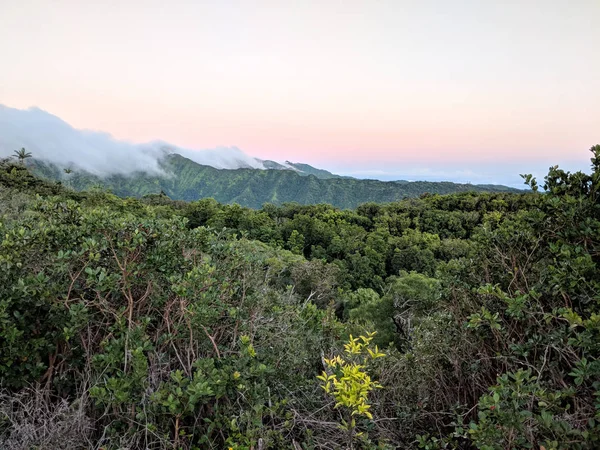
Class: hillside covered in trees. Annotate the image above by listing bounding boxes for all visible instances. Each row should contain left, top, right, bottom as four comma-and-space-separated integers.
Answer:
29, 153, 520, 209
1, 146, 599, 449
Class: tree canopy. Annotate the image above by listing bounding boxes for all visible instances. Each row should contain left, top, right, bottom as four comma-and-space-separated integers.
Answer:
1, 146, 599, 449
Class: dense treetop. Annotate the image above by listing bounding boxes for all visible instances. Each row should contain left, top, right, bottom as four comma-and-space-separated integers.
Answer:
0, 146, 599, 449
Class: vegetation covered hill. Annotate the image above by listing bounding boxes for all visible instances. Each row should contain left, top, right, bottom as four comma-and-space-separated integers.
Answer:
283, 161, 343, 179
1, 146, 599, 449
260, 160, 342, 179
29, 153, 520, 209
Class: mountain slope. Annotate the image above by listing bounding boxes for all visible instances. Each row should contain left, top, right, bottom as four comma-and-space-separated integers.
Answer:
283, 161, 343, 179
257, 160, 344, 178
30, 154, 521, 209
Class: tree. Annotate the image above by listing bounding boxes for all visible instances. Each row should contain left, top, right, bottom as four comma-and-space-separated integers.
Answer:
13, 148, 32, 164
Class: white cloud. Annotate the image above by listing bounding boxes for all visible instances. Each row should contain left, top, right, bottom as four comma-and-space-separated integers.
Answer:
0, 105, 265, 176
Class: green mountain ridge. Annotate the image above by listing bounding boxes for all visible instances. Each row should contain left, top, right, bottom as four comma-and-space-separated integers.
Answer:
283, 160, 344, 179
30, 153, 521, 208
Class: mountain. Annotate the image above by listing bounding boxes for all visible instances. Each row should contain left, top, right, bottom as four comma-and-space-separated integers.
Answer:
259, 159, 342, 179
2, 105, 521, 207
0, 105, 339, 178
29, 154, 520, 209
283, 161, 343, 179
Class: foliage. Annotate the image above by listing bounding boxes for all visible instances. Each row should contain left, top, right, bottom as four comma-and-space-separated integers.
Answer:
29, 153, 520, 209
1, 146, 600, 449
13, 148, 32, 164
317, 333, 385, 448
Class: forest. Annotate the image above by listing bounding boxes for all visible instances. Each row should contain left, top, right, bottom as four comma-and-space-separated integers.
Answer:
28, 153, 519, 209
0, 146, 599, 449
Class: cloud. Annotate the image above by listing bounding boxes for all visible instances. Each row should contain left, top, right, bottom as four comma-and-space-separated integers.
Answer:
336, 164, 529, 187
339, 166, 489, 182
0, 105, 264, 176
3, 104, 586, 188
175, 146, 264, 170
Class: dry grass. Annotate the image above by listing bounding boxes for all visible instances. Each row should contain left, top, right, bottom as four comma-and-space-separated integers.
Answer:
0, 387, 93, 450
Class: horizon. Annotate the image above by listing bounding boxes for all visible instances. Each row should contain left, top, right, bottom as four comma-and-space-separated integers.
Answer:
0, 103, 595, 189
1, 1, 598, 187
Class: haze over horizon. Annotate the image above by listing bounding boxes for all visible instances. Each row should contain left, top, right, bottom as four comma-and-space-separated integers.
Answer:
1, 0, 598, 187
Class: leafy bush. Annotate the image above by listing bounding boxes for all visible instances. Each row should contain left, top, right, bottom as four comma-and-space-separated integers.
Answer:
1, 146, 600, 448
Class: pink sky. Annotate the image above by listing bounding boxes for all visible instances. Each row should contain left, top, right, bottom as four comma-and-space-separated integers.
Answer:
0, 0, 598, 169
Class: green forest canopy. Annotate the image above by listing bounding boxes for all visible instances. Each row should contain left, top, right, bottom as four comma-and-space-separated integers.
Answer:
0, 145, 599, 449
29, 153, 520, 209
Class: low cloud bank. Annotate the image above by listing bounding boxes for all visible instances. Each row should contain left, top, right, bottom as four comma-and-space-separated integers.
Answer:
0, 105, 263, 176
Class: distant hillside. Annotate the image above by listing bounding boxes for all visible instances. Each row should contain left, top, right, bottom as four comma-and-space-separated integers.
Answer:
30, 154, 521, 209
284, 161, 343, 179
260, 160, 342, 178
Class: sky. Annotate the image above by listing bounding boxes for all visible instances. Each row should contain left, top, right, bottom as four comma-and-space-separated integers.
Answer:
0, 0, 598, 186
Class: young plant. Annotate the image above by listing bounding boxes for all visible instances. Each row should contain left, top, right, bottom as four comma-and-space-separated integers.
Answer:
317, 332, 385, 448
